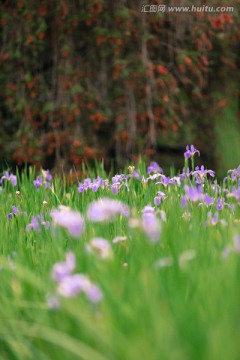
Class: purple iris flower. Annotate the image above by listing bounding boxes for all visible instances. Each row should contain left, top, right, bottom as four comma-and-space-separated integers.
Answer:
57, 274, 90, 298
179, 173, 185, 181
205, 211, 218, 226
192, 166, 215, 183
0, 171, 17, 186
42, 169, 52, 181
34, 171, 53, 189
184, 185, 203, 202
40, 213, 48, 224
147, 161, 163, 174
112, 183, 120, 195
181, 185, 203, 207
142, 205, 162, 243
89, 177, 105, 192
51, 252, 103, 303
44, 181, 51, 189
112, 174, 125, 184
216, 197, 224, 211
143, 205, 155, 214
7, 205, 22, 219
84, 178, 91, 187
34, 176, 43, 188
159, 175, 172, 187
26, 217, 41, 232
154, 196, 162, 206
97, 176, 105, 188
12, 206, 17, 215
78, 183, 85, 193
78, 177, 104, 193
181, 197, 188, 208
87, 198, 129, 222
147, 173, 162, 182
227, 166, 240, 182
133, 170, 140, 180
231, 187, 240, 200
154, 191, 167, 206
184, 145, 200, 159
57, 274, 103, 302
10, 174, 17, 186
52, 252, 76, 282
203, 194, 215, 207
156, 176, 178, 187
171, 176, 181, 186
85, 284, 103, 303
211, 212, 219, 226
51, 207, 85, 237
216, 197, 233, 211
78, 180, 86, 193
26, 214, 50, 232
90, 182, 100, 192
158, 191, 167, 199
86, 238, 112, 259
179, 167, 192, 182
211, 184, 221, 194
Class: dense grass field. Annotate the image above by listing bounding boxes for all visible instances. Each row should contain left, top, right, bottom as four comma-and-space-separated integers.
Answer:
0, 146, 239, 360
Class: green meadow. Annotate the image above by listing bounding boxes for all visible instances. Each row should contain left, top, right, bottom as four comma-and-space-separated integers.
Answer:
0, 154, 239, 360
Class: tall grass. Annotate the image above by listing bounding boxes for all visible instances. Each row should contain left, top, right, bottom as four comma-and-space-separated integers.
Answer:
0, 153, 239, 360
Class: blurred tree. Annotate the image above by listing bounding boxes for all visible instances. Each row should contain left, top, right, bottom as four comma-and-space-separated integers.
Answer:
0, 0, 239, 171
